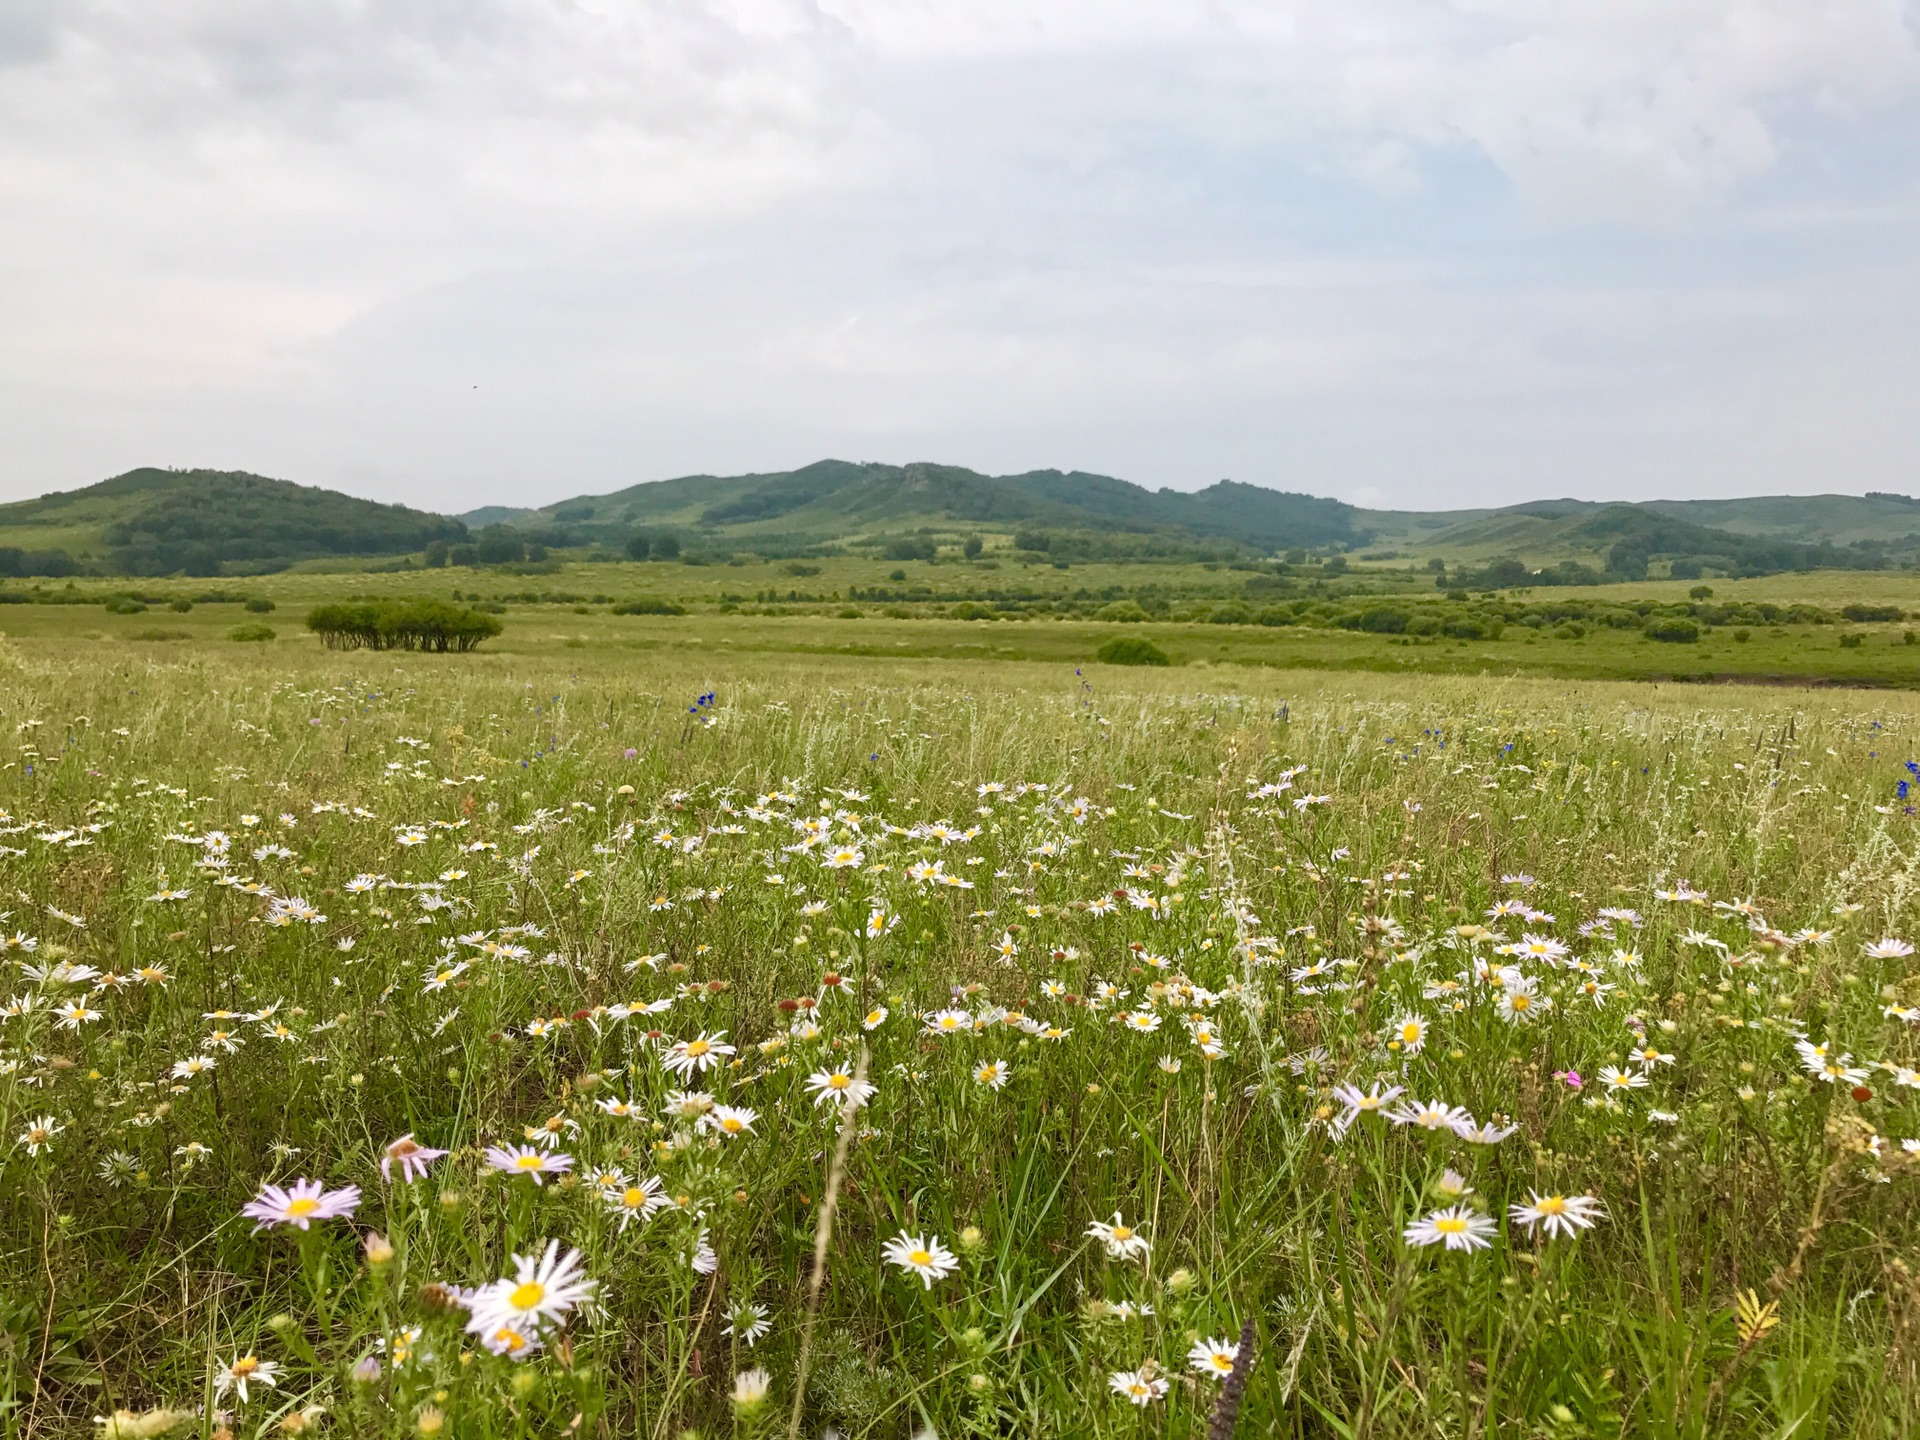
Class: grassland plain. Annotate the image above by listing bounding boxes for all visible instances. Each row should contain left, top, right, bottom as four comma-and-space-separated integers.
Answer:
13, 557, 1920, 690
3, 620, 1920, 1439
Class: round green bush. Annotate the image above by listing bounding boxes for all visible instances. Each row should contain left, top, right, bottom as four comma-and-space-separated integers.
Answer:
229, 624, 277, 643
1643, 618, 1700, 643
245, 597, 276, 614
1097, 636, 1171, 667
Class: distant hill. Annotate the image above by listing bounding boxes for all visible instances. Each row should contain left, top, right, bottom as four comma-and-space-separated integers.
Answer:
2, 460, 1914, 583
457, 505, 536, 529
1648, 493, 1920, 545
487, 459, 1360, 556
1362, 495, 1911, 578
0, 468, 465, 577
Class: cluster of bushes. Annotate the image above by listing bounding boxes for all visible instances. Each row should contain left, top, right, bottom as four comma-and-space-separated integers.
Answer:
306, 600, 502, 652
624, 531, 682, 562
610, 598, 686, 616
1097, 635, 1170, 666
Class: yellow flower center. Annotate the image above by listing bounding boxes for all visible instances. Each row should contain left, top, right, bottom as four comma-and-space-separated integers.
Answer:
1112, 1226, 1133, 1241
509, 1281, 545, 1311
1537, 1196, 1567, 1214
1402, 1024, 1421, 1043
722, 1118, 743, 1132
828, 1073, 850, 1089
1436, 1217, 1467, 1235
494, 1328, 527, 1352
622, 1187, 646, 1208
1211, 1354, 1234, 1372
685, 1040, 710, 1056
908, 1249, 932, 1266
516, 1154, 544, 1170
285, 1197, 321, 1217
1511, 996, 1530, 1011
233, 1356, 259, 1376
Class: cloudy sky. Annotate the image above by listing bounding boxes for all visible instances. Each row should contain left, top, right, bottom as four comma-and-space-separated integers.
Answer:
2, 1, 1917, 514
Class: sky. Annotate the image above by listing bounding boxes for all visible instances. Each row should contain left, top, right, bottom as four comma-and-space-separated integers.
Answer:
2, 1, 1917, 516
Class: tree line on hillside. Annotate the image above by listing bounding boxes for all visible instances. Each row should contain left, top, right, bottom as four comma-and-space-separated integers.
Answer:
8, 467, 1916, 582
1443, 508, 1883, 589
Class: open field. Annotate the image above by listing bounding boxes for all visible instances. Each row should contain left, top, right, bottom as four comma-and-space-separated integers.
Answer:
3, 611, 1920, 1438
13, 559, 1920, 690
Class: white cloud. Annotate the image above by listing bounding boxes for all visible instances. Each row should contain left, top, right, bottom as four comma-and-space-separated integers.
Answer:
0, 0, 1915, 506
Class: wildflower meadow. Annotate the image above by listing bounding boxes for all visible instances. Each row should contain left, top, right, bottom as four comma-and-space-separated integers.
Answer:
4, 643, 1920, 1439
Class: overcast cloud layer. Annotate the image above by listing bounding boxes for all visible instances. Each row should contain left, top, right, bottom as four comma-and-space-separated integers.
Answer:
2, 1, 1917, 513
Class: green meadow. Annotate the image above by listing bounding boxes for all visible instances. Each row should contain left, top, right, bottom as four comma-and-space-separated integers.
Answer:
1, 566, 1919, 1438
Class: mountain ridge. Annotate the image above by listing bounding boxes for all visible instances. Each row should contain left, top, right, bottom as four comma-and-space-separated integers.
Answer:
3, 460, 1918, 580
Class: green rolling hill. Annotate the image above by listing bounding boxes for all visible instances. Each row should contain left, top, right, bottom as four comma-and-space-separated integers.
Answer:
2, 459, 1916, 583
465, 459, 1362, 557
0, 468, 465, 577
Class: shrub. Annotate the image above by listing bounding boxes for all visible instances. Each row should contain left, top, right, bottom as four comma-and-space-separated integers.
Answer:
128, 628, 189, 642
167, 598, 193, 613
229, 624, 276, 642
1097, 636, 1170, 667
306, 600, 502, 652
1094, 600, 1150, 623
1842, 604, 1903, 623
1644, 619, 1700, 643
610, 598, 687, 616
1357, 607, 1410, 634
1256, 605, 1297, 627
882, 605, 912, 619
950, 601, 992, 621
1839, 632, 1865, 649
104, 597, 147, 614
245, 597, 276, 613
1208, 603, 1252, 625
837, 607, 860, 619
